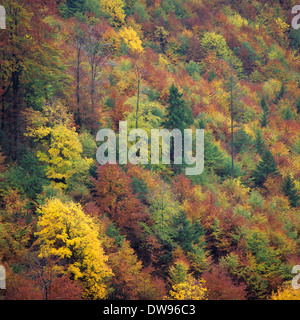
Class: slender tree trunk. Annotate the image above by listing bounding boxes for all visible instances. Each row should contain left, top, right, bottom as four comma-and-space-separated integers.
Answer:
135, 78, 140, 129
135, 64, 142, 157
90, 57, 95, 114
76, 43, 81, 127
230, 76, 234, 179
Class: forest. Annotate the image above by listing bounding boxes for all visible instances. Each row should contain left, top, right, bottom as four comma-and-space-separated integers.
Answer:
0, 0, 300, 300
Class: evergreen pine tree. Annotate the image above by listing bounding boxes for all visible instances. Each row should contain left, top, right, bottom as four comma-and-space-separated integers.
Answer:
261, 96, 267, 111
131, 177, 149, 205
163, 84, 193, 132
254, 129, 266, 156
253, 148, 279, 186
296, 98, 300, 115
163, 84, 193, 172
282, 174, 300, 207
259, 96, 270, 128
259, 109, 270, 127
66, 0, 86, 16
274, 82, 285, 104
172, 211, 205, 252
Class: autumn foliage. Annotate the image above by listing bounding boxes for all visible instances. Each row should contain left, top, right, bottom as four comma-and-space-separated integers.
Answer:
0, 0, 300, 301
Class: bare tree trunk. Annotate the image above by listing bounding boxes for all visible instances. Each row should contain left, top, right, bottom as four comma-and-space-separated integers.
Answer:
230, 76, 234, 179
76, 42, 82, 127
136, 77, 140, 129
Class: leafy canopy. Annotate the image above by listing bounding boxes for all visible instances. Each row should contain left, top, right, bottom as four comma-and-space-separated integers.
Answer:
35, 198, 113, 299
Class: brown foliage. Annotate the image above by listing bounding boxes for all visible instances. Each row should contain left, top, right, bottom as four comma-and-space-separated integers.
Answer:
203, 266, 247, 300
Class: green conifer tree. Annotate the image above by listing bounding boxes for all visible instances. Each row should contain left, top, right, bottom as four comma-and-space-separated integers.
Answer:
172, 211, 205, 253
254, 129, 266, 156
296, 98, 300, 115
259, 96, 270, 128
282, 174, 300, 207
253, 148, 279, 186
274, 82, 285, 104
66, 0, 86, 16
163, 84, 193, 132
163, 84, 193, 172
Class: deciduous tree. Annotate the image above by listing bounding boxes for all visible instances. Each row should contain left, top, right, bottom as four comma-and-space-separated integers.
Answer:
35, 198, 113, 299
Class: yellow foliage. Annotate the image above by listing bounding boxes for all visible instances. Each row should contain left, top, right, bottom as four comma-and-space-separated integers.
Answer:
270, 283, 300, 300
168, 274, 207, 300
201, 32, 232, 60
222, 178, 250, 204
25, 103, 73, 140
181, 28, 193, 39
36, 198, 113, 299
158, 54, 170, 68
275, 18, 290, 33
267, 45, 285, 62
101, 0, 126, 27
166, 36, 181, 63
25, 103, 93, 188
243, 123, 256, 139
262, 78, 282, 101
228, 13, 248, 28
119, 26, 144, 53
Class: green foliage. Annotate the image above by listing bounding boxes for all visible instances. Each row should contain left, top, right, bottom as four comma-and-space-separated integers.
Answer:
144, 87, 160, 102
259, 96, 270, 127
220, 157, 242, 179
201, 32, 231, 60
1, 0, 300, 302
169, 261, 189, 285
207, 70, 217, 82
259, 109, 270, 127
254, 129, 266, 156
163, 84, 193, 132
204, 132, 226, 174
282, 174, 300, 207
106, 223, 125, 247
78, 130, 97, 159
233, 129, 253, 154
6, 153, 49, 199
61, 0, 90, 17
196, 113, 207, 130
248, 189, 264, 210
131, 176, 149, 204
253, 149, 279, 187
172, 212, 205, 253
125, 95, 163, 132
274, 82, 285, 104
297, 98, 300, 115
130, 1, 149, 21
282, 107, 293, 120
289, 28, 300, 48
185, 60, 202, 80
161, 0, 188, 20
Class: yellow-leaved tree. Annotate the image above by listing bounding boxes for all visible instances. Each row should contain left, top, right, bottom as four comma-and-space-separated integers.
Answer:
35, 198, 113, 299
166, 261, 207, 300
270, 283, 300, 300
119, 26, 144, 53
101, 0, 126, 27
168, 274, 207, 300
24, 103, 93, 189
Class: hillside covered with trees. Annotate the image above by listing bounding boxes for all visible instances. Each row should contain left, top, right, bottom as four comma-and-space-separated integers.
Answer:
0, 0, 300, 300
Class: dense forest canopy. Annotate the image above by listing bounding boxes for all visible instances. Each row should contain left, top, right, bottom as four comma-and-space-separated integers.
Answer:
0, 0, 300, 300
